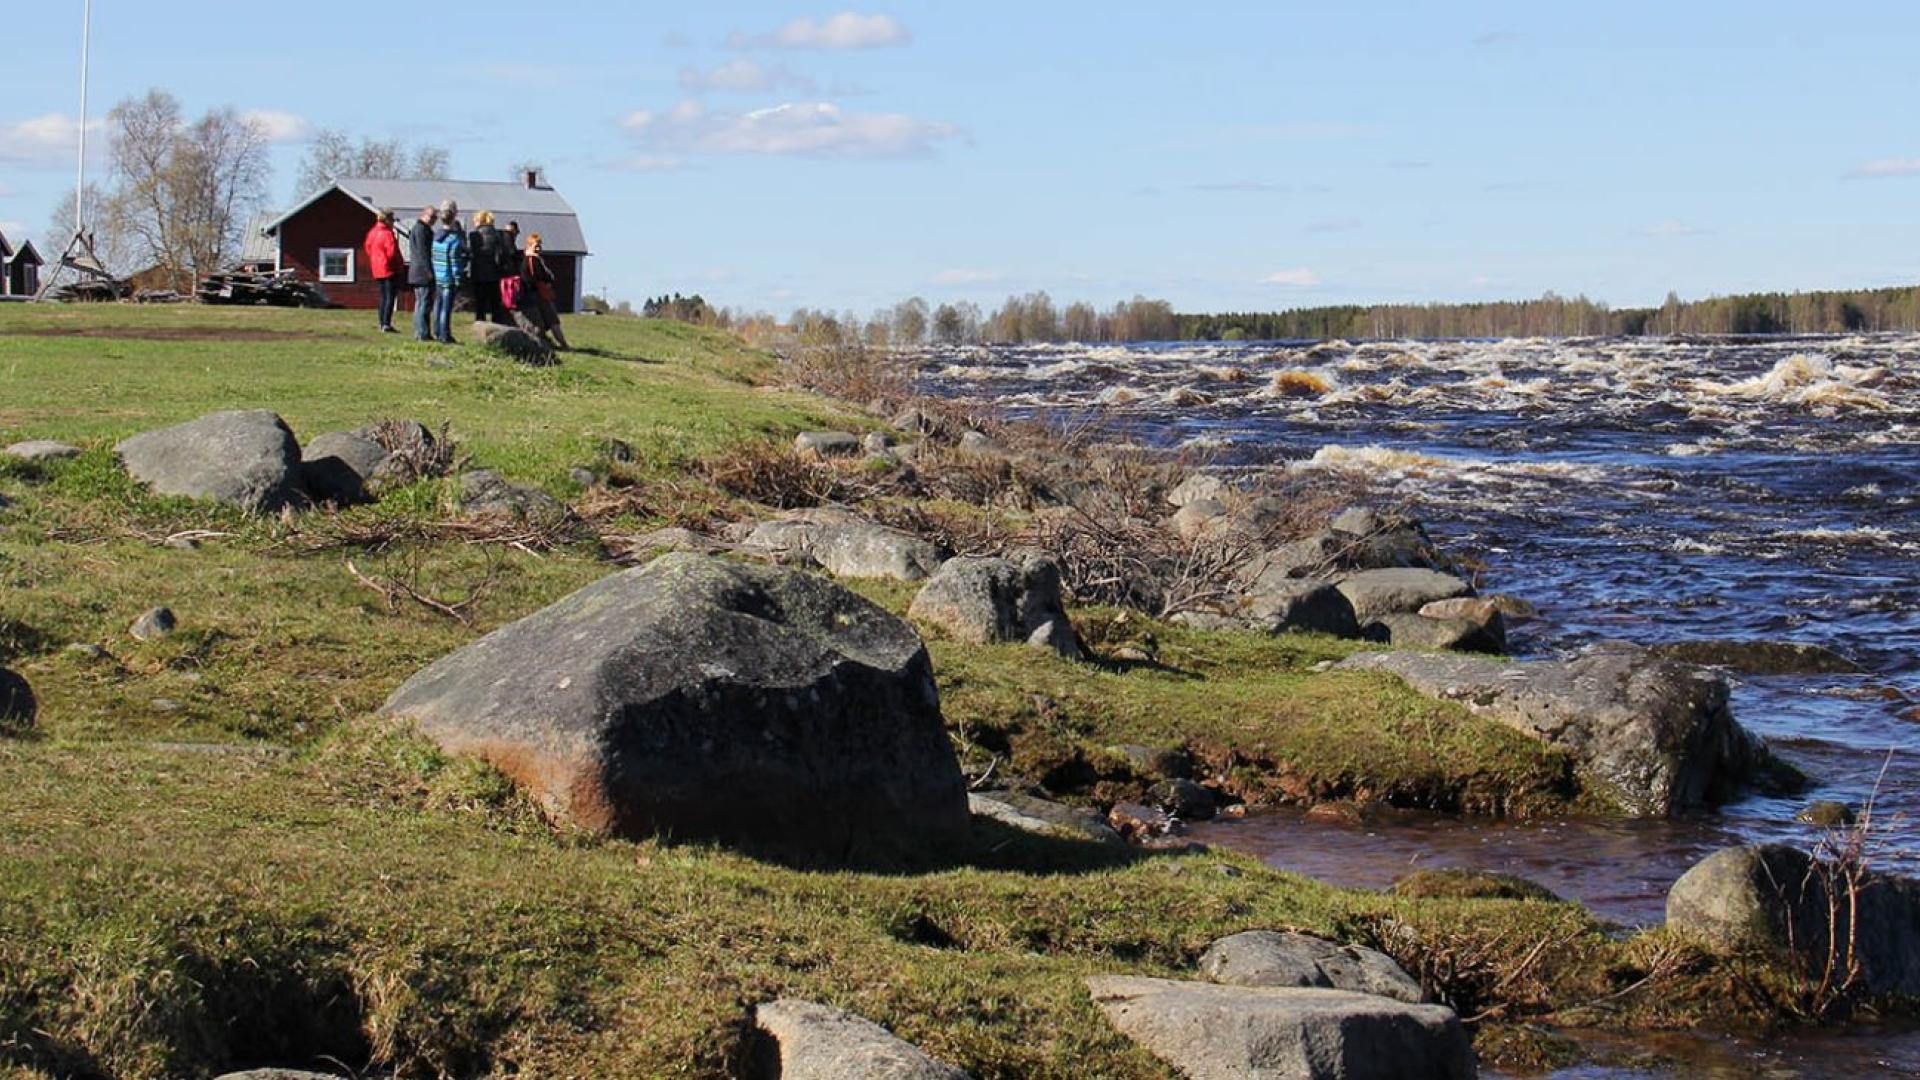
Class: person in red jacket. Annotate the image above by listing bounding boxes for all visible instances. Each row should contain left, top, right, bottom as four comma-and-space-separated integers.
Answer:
363, 208, 403, 333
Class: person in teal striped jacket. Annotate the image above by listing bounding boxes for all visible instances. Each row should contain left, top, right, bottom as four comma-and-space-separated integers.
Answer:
428, 200, 468, 344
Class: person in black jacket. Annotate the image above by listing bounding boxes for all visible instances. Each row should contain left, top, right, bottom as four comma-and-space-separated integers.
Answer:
468, 210, 508, 326
406, 206, 438, 341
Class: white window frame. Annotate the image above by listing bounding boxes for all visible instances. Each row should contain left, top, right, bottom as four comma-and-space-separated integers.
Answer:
317, 247, 355, 283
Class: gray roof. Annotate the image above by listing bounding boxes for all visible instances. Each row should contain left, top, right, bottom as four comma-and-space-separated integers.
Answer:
238, 211, 278, 265
267, 176, 589, 255
0, 230, 13, 261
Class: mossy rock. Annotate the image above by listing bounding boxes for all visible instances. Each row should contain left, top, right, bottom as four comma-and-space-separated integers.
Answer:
1390, 867, 1560, 902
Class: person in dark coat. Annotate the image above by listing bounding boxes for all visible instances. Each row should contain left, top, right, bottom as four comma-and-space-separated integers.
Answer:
363, 208, 403, 333
468, 210, 508, 326
406, 206, 437, 341
514, 232, 571, 350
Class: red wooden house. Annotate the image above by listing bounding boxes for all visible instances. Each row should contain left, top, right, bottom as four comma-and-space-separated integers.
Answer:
258, 171, 589, 313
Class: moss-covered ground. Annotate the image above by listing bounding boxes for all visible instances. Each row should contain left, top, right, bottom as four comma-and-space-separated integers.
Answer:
0, 306, 1811, 1077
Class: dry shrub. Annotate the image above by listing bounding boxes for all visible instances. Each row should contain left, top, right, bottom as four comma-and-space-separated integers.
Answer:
862, 499, 1012, 558
364, 419, 462, 484
695, 439, 844, 509
782, 338, 911, 407
575, 475, 737, 532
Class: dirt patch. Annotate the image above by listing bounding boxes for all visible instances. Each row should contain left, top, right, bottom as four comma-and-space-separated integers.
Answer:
4, 325, 359, 343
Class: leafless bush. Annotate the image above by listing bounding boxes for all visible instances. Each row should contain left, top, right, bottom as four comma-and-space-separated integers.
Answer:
364, 419, 462, 485
781, 338, 911, 407
695, 440, 844, 509
1774, 751, 1899, 1021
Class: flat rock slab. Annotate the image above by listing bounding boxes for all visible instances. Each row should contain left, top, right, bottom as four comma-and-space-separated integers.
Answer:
115, 409, 305, 513
1086, 976, 1475, 1080
1650, 640, 1862, 675
968, 791, 1123, 846
795, 431, 862, 458
751, 998, 971, 1079
1200, 930, 1424, 1003
4, 440, 82, 461
381, 553, 968, 864
743, 508, 948, 582
1336, 647, 1777, 817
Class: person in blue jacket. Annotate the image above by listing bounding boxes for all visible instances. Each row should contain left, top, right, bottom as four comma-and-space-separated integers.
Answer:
428, 200, 467, 344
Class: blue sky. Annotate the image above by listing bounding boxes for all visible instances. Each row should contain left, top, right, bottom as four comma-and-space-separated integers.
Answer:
4, 1, 1920, 315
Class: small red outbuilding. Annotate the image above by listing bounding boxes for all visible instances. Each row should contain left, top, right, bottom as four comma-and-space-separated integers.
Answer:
259, 172, 590, 313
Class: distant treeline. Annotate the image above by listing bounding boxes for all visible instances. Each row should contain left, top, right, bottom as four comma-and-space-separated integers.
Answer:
1178, 285, 1920, 341
637, 283, 1920, 346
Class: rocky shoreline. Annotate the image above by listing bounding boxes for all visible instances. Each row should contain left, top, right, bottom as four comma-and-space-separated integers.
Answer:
3, 316, 1913, 1078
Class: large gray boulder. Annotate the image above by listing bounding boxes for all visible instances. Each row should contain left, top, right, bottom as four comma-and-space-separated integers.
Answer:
743, 509, 948, 582
751, 999, 971, 1079
1169, 472, 1233, 507
968, 790, 1123, 846
299, 430, 387, 505
1199, 931, 1424, 1004
1246, 579, 1361, 638
0, 668, 33, 735
114, 410, 305, 512
907, 555, 1080, 658
380, 553, 970, 863
1666, 844, 1920, 996
1335, 568, 1473, 623
471, 320, 553, 363
1336, 647, 1782, 816
1243, 512, 1443, 585
1085, 976, 1475, 1080
3, 440, 82, 462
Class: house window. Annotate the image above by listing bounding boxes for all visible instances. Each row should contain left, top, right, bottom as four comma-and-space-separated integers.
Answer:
318, 247, 355, 282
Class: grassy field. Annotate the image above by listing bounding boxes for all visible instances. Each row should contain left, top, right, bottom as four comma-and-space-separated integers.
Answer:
0, 306, 1787, 1077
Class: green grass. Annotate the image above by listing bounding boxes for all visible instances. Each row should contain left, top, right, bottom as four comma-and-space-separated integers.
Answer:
0, 307, 1810, 1077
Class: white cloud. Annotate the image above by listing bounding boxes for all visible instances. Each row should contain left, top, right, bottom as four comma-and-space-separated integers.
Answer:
728, 12, 910, 50
678, 59, 817, 94
1643, 219, 1707, 238
0, 112, 99, 165
1261, 268, 1321, 287
241, 109, 311, 143
1847, 157, 1920, 179
622, 100, 959, 159
931, 268, 1001, 286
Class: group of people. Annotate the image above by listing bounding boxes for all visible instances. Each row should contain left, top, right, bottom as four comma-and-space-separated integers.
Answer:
362, 199, 569, 350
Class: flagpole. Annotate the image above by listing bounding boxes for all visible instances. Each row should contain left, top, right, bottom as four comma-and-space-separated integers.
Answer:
75, 0, 92, 231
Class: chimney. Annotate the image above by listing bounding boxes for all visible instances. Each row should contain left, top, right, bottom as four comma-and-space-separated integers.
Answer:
523, 169, 540, 189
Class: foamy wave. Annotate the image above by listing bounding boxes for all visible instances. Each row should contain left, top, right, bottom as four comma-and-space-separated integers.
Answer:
1702, 354, 1892, 411
1296, 444, 1453, 475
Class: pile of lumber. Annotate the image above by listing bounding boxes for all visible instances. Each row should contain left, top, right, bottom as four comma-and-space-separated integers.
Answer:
41, 279, 131, 302
197, 268, 327, 307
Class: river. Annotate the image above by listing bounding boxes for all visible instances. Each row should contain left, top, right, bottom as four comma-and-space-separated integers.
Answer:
917, 334, 1918, 1076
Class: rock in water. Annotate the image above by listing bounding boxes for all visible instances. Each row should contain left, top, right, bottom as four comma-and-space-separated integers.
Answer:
114, 410, 305, 512
1199, 931, 1425, 1003
1390, 868, 1560, 902
1085, 976, 1475, 1080
1667, 844, 1920, 996
1336, 646, 1785, 817
380, 553, 969, 864
0, 668, 34, 734
908, 555, 1081, 658
751, 999, 971, 1079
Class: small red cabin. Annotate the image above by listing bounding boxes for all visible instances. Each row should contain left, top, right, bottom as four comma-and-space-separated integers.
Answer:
259, 172, 589, 313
